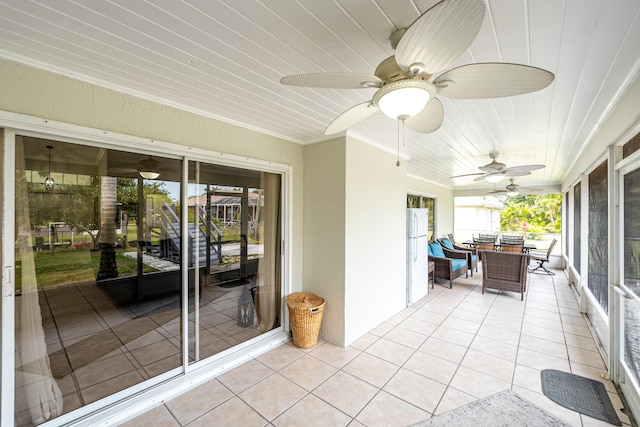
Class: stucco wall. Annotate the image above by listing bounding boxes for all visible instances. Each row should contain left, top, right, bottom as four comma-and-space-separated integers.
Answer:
344, 137, 407, 345
302, 136, 409, 346
302, 138, 347, 344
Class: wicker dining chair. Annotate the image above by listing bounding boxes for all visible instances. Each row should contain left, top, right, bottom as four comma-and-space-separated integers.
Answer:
481, 250, 530, 300
500, 234, 524, 244
478, 233, 498, 242
500, 242, 524, 253
473, 238, 495, 261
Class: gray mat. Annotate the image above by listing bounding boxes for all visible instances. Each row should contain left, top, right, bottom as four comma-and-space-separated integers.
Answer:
410, 390, 571, 427
541, 369, 621, 425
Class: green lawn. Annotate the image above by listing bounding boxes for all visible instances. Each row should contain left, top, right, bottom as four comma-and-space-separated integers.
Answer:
15, 247, 157, 290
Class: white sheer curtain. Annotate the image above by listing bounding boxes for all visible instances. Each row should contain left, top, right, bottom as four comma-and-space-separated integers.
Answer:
256, 172, 281, 332
15, 138, 63, 424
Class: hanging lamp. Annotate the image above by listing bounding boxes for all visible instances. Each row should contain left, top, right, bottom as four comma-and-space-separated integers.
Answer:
44, 145, 55, 191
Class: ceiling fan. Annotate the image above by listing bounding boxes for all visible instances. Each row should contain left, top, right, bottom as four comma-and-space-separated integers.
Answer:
109, 155, 164, 179
280, 0, 555, 136
450, 152, 545, 183
486, 178, 543, 196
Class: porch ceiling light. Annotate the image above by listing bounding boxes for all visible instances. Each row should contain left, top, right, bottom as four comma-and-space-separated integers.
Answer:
506, 190, 519, 197
373, 80, 433, 120
485, 174, 504, 184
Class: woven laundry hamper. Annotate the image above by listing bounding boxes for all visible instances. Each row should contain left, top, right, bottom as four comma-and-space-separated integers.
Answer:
286, 292, 325, 349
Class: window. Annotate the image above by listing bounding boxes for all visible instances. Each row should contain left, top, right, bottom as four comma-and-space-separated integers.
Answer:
407, 195, 435, 239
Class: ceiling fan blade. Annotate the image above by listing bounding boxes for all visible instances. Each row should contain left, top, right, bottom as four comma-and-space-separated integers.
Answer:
474, 174, 491, 182
395, 0, 484, 75
434, 63, 555, 99
324, 102, 379, 135
450, 172, 485, 179
405, 98, 444, 133
280, 72, 382, 89
487, 190, 507, 194
502, 164, 545, 174
502, 170, 532, 177
474, 170, 531, 182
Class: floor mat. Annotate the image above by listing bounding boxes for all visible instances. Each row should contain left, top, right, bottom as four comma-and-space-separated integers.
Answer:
541, 369, 621, 425
411, 390, 571, 427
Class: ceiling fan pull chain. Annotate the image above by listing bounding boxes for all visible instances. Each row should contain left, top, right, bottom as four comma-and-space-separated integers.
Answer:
396, 118, 402, 166
395, 117, 409, 167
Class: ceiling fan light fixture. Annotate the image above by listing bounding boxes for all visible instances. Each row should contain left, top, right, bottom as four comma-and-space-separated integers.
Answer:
506, 190, 519, 197
373, 80, 434, 120
138, 156, 160, 180
485, 174, 504, 183
139, 170, 160, 180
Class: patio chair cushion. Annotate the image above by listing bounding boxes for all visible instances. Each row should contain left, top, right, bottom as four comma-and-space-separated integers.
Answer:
429, 242, 445, 258
451, 258, 467, 272
440, 238, 454, 249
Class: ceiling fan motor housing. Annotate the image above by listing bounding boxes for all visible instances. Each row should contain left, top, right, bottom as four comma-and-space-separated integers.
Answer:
374, 56, 409, 82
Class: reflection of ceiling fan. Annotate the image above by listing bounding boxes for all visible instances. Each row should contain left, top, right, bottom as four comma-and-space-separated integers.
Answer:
450, 152, 545, 183
486, 178, 543, 196
109, 155, 163, 179
280, 0, 554, 136
137, 156, 161, 179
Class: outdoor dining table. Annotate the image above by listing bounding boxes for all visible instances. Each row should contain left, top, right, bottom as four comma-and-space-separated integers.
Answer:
462, 240, 537, 253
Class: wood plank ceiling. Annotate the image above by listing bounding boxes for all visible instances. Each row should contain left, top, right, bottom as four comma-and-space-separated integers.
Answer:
1, 0, 639, 192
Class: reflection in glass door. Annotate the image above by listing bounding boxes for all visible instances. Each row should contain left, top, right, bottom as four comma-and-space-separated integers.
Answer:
187, 163, 281, 363
13, 136, 183, 425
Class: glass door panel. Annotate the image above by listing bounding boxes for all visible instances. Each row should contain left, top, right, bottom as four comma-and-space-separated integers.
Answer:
621, 165, 640, 420
13, 136, 183, 425
187, 162, 281, 363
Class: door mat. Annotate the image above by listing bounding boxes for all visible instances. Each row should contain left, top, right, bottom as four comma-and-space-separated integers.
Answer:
410, 390, 571, 427
541, 369, 621, 425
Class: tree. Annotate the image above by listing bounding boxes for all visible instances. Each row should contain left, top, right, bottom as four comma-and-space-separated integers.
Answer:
96, 176, 118, 280
500, 194, 562, 235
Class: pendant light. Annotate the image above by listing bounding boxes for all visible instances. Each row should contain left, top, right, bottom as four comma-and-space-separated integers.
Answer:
44, 145, 55, 191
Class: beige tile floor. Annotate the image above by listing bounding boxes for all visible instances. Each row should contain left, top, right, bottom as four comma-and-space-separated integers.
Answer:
123, 268, 634, 427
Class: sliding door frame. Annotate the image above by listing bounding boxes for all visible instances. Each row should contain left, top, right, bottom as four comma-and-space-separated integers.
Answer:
1, 128, 17, 427
0, 111, 292, 426
615, 151, 640, 423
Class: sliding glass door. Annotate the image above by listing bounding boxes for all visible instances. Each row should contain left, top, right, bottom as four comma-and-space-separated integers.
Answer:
187, 163, 281, 364
12, 136, 183, 425
2, 131, 285, 426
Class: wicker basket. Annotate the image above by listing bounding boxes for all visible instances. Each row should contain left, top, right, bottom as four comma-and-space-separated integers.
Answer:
286, 292, 325, 349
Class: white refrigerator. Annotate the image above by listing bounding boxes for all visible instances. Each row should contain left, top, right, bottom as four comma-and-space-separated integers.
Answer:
406, 208, 429, 305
